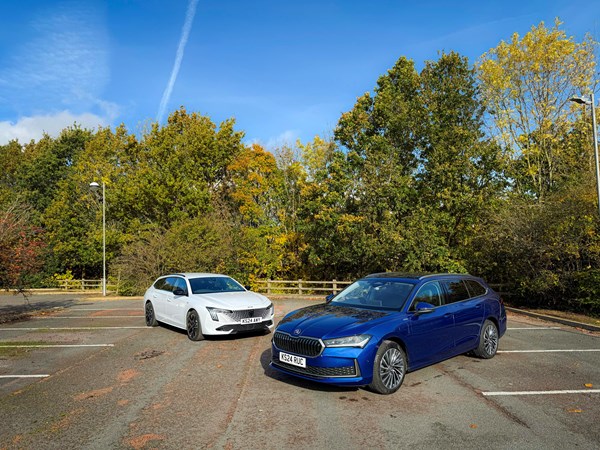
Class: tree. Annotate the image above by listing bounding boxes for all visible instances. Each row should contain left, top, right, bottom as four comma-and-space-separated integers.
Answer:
418, 52, 507, 255
0, 199, 46, 289
478, 19, 597, 198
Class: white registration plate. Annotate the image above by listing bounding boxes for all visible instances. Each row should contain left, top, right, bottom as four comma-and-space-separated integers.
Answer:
240, 317, 262, 324
279, 352, 306, 368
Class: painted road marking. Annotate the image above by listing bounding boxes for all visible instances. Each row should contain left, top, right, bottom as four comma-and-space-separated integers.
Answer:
0, 344, 114, 348
0, 375, 50, 379
483, 389, 600, 397
0, 326, 150, 330
36, 316, 144, 319
71, 308, 140, 311
498, 349, 600, 353
507, 327, 562, 330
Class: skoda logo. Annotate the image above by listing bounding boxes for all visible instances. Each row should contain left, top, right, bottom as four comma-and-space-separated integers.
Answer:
293, 328, 302, 336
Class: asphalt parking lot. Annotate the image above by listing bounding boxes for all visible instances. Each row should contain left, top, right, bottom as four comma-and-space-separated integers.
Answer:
0, 293, 599, 449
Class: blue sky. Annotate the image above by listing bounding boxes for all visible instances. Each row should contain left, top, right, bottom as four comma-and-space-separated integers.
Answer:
0, 0, 598, 148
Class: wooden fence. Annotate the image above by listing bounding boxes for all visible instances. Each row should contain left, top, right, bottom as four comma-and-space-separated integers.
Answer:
56, 279, 119, 293
253, 279, 352, 295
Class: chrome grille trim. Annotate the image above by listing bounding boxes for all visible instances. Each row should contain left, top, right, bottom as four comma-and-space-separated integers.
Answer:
223, 307, 271, 322
273, 331, 324, 357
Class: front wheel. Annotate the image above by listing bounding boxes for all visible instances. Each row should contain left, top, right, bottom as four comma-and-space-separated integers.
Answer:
369, 340, 406, 395
473, 320, 498, 359
186, 309, 204, 341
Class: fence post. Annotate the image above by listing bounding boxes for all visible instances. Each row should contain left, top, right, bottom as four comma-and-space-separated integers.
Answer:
298, 279, 302, 295
267, 279, 271, 294
333, 279, 337, 294
81, 278, 85, 291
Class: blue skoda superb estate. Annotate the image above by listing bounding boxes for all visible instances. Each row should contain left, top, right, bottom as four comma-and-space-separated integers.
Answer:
271, 273, 507, 394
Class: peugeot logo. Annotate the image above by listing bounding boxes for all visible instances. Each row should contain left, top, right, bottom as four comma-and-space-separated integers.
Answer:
293, 328, 301, 336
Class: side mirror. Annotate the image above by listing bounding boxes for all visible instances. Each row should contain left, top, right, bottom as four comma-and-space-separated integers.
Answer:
173, 288, 187, 296
414, 301, 434, 315
325, 293, 335, 303
244, 285, 251, 291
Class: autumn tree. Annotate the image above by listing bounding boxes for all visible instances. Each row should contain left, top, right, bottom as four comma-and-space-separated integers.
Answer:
478, 19, 597, 198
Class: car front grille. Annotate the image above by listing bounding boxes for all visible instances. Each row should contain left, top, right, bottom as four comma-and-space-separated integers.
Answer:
273, 331, 324, 357
272, 359, 358, 378
223, 307, 271, 322
216, 320, 273, 332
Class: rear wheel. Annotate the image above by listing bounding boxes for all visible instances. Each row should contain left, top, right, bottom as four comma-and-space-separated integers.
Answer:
473, 320, 498, 359
186, 309, 204, 341
145, 301, 158, 327
369, 340, 406, 395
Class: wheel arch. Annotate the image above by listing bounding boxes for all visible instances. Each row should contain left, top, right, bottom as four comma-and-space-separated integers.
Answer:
381, 336, 410, 370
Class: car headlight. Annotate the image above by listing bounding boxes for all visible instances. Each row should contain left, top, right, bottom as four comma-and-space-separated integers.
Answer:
206, 307, 232, 321
323, 334, 371, 348
266, 303, 274, 316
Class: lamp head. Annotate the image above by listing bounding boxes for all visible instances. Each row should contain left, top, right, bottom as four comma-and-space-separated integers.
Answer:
569, 96, 592, 105
89, 181, 100, 191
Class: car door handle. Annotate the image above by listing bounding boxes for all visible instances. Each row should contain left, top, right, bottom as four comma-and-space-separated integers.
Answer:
444, 313, 452, 318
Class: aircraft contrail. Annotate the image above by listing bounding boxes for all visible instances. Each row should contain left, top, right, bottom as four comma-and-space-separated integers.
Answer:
157, 0, 199, 123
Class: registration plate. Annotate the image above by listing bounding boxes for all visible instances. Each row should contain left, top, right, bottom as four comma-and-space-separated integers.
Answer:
279, 352, 306, 368
240, 317, 262, 324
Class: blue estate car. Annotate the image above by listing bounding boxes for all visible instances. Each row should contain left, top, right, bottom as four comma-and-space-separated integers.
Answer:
270, 273, 507, 394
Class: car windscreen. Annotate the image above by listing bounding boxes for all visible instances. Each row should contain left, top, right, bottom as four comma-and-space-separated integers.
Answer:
331, 279, 415, 311
189, 277, 245, 294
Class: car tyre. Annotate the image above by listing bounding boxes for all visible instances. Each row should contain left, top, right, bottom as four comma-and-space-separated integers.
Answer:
145, 301, 158, 327
473, 319, 498, 359
186, 309, 204, 341
369, 340, 406, 395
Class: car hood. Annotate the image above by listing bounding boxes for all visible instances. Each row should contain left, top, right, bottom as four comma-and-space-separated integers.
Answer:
276, 303, 394, 338
191, 291, 270, 310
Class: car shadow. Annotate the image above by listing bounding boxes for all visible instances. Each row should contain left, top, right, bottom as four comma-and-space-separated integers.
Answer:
259, 347, 361, 394
157, 322, 270, 342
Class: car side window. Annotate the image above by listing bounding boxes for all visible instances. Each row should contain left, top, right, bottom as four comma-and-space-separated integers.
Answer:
163, 277, 178, 293
465, 279, 487, 298
154, 278, 167, 291
410, 281, 443, 310
442, 280, 470, 303
172, 277, 188, 295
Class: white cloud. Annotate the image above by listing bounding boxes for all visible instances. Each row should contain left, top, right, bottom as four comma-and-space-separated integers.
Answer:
0, 111, 107, 144
0, 2, 111, 116
264, 130, 299, 150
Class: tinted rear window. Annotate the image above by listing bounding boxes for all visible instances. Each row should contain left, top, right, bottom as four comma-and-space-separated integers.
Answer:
465, 279, 487, 297
442, 280, 470, 303
153, 278, 167, 291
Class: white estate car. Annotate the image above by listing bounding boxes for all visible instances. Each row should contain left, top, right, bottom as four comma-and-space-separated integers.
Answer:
143, 273, 274, 341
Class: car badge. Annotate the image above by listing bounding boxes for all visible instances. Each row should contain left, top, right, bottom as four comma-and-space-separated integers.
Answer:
293, 328, 301, 336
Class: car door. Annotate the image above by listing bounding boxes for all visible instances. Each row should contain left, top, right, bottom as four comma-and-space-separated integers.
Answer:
406, 281, 456, 368
442, 278, 485, 353
168, 276, 189, 328
150, 278, 169, 320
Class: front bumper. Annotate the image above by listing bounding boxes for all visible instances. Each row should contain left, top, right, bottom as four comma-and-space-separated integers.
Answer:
270, 344, 372, 387
203, 316, 274, 335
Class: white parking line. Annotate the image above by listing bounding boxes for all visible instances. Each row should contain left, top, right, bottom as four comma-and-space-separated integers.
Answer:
507, 327, 561, 330
0, 375, 49, 379
36, 316, 144, 319
71, 308, 140, 311
498, 349, 600, 353
0, 344, 114, 348
0, 326, 150, 330
483, 389, 600, 396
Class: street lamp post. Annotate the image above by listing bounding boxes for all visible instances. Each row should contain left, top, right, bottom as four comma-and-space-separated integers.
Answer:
89, 181, 106, 296
570, 93, 600, 217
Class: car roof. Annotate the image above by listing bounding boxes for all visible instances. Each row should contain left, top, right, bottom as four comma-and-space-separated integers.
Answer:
159, 273, 230, 279
364, 272, 472, 281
